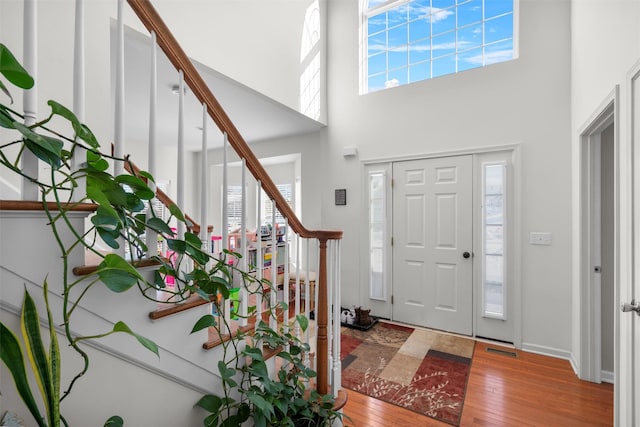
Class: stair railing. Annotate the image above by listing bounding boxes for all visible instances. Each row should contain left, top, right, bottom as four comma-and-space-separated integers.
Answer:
6, 0, 343, 400
123, 0, 343, 397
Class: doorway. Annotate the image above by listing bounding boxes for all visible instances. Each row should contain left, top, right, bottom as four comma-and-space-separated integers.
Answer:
578, 92, 617, 384
362, 149, 517, 343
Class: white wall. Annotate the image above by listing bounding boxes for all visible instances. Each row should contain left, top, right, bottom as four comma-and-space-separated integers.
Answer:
124, 0, 325, 119
324, 0, 573, 354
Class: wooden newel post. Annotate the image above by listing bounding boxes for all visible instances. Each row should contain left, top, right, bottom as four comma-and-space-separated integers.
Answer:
316, 237, 329, 395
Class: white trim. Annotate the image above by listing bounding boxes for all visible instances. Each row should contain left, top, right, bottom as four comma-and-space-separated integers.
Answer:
576, 87, 618, 384
361, 143, 522, 165
601, 370, 615, 384
521, 342, 573, 362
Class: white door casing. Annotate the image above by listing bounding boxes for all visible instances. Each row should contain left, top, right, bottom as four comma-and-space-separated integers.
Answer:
392, 155, 473, 335
623, 59, 640, 427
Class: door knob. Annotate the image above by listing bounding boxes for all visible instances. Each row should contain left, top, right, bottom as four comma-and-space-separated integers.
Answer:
621, 299, 640, 316
463, 251, 471, 259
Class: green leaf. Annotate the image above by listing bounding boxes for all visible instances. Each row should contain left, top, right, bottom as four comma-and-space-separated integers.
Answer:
112, 321, 159, 357
167, 239, 187, 254
0, 44, 34, 89
246, 392, 274, 418
191, 315, 217, 333
0, 321, 46, 427
14, 122, 63, 168
137, 170, 155, 184
296, 314, 309, 333
21, 288, 56, 425
147, 217, 173, 236
218, 360, 236, 381
104, 415, 124, 427
97, 228, 121, 250
168, 203, 185, 222
195, 394, 222, 413
96, 254, 143, 292
86, 151, 109, 171
115, 175, 154, 200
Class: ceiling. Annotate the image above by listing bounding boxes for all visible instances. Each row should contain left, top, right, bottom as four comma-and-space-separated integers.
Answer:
119, 27, 325, 152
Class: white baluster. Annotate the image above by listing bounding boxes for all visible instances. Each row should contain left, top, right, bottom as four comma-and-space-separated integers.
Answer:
71, 0, 86, 202
284, 218, 290, 327
146, 31, 158, 256
294, 234, 301, 337
21, 0, 38, 200
221, 132, 230, 335
176, 70, 185, 240
113, 0, 125, 257
332, 239, 342, 394
256, 180, 263, 331
239, 159, 248, 326
270, 200, 277, 331
200, 104, 208, 249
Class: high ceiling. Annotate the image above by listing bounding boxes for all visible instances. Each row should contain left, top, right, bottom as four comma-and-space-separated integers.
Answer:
119, 27, 325, 152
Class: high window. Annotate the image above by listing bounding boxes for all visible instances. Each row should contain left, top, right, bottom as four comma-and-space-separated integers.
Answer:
362, 0, 517, 93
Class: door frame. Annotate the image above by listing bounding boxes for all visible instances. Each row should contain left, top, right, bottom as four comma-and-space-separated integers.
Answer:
359, 145, 522, 348
577, 88, 618, 385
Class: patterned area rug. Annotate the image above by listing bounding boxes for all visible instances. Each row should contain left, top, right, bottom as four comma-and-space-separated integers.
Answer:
341, 322, 475, 426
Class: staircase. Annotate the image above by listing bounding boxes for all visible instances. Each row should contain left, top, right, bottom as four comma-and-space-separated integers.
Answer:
0, 1, 344, 425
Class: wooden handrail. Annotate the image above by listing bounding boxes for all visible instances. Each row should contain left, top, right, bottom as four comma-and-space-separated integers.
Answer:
0, 200, 98, 212
126, 0, 342, 242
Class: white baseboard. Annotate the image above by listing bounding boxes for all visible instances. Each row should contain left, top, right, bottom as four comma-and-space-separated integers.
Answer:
601, 370, 614, 384
521, 342, 573, 362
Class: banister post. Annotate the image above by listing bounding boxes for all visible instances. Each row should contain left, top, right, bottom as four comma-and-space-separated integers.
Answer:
316, 237, 329, 395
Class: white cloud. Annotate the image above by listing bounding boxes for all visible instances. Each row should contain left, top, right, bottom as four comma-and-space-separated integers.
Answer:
385, 78, 400, 88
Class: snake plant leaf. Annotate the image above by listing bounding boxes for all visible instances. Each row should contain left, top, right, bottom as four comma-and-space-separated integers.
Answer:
112, 321, 159, 357
43, 281, 61, 426
103, 415, 124, 427
0, 322, 46, 427
20, 288, 57, 426
0, 44, 34, 89
0, 105, 15, 128
14, 122, 63, 169
190, 314, 217, 334
0, 80, 12, 103
96, 254, 143, 292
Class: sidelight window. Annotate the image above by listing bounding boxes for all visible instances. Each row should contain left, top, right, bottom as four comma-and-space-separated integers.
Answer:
482, 162, 506, 318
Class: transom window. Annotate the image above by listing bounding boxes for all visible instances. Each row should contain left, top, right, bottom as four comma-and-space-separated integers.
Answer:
362, 0, 517, 93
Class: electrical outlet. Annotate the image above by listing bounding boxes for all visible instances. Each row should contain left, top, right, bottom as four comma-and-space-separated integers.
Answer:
529, 232, 552, 245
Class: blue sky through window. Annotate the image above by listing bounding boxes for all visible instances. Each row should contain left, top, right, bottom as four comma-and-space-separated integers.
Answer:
364, 0, 516, 93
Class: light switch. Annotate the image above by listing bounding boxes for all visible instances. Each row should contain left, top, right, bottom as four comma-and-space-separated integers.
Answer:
529, 232, 552, 245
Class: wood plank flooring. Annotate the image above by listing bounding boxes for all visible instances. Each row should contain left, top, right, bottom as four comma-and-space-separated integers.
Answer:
342, 341, 613, 427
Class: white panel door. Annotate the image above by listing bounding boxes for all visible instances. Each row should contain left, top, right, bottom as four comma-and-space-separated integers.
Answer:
624, 61, 640, 426
392, 156, 473, 335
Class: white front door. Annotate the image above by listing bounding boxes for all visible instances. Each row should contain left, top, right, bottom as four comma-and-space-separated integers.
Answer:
392, 155, 473, 335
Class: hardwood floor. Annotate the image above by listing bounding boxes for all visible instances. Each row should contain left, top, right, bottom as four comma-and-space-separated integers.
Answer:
342, 341, 614, 427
